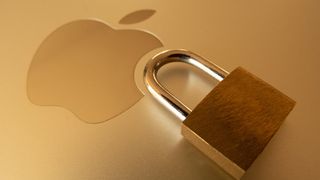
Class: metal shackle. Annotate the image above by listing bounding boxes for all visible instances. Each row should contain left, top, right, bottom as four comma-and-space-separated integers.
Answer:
144, 49, 229, 120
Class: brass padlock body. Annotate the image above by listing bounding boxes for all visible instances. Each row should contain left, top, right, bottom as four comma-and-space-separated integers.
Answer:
182, 67, 295, 179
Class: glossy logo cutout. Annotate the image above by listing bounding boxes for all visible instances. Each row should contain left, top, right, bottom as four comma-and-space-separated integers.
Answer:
27, 10, 163, 123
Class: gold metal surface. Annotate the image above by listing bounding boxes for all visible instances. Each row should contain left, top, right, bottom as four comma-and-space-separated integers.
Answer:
27, 19, 162, 123
0, 0, 319, 180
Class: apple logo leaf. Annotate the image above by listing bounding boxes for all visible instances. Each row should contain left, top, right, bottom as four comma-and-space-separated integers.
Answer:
27, 19, 163, 124
119, 9, 156, 25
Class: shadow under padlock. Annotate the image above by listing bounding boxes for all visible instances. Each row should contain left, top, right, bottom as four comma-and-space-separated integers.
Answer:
144, 49, 296, 179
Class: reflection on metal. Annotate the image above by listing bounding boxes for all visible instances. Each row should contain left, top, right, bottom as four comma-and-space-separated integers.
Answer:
27, 19, 163, 123
119, 9, 156, 25
144, 50, 229, 120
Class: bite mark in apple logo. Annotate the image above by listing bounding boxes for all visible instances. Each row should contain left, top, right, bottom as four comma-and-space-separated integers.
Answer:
27, 9, 163, 123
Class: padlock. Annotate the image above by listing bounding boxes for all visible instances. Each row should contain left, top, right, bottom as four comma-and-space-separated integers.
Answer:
144, 50, 295, 179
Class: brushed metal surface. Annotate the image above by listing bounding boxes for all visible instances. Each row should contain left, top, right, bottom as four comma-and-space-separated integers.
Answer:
0, 0, 319, 180
182, 67, 295, 179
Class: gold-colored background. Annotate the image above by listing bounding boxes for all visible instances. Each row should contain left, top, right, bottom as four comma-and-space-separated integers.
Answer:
0, 0, 319, 179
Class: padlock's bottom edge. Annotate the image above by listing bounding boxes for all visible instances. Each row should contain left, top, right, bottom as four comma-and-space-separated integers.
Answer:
181, 124, 245, 180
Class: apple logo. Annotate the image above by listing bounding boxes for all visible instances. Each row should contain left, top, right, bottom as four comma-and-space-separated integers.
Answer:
27, 10, 163, 123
